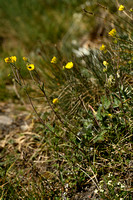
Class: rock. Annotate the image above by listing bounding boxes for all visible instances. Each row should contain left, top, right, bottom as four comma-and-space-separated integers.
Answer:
20, 123, 29, 131
0, 115, 13, 126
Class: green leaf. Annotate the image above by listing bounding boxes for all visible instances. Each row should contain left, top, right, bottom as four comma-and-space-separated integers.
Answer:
101, 96, 111, 110
113, 97, 121, 108
96, 106, 103, 120
93, 130, 107, 143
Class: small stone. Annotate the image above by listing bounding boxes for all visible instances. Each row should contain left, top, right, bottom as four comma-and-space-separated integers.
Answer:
20, 123, 29, 131
0, 115, 13, 126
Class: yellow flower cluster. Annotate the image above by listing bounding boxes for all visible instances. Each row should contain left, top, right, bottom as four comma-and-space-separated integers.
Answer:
100, 44, 106, 51
118, 5, 125, 11
51, 56, 57, 64
5, 56, 17, 63
52, 98, 59, 104
65, 62, 73, 69
4, 56, 35, 72
108, 28, 116, 37
26, 64, 35, 71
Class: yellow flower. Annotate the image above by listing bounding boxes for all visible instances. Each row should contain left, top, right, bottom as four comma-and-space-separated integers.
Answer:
118, 5, 125, 11
103, 61, 109, 67
52, 98, 59, 104
4, 57, 11, 63
27, 64, 35, 71
108, 28, 116, 37
108, 114, 112, 118
65, 62, 73, 69
23, 57, 28, 62
100, 44, 106, 51
129, 8, 133, 12
10, 56, 17, 63
51, 56, 57, 64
